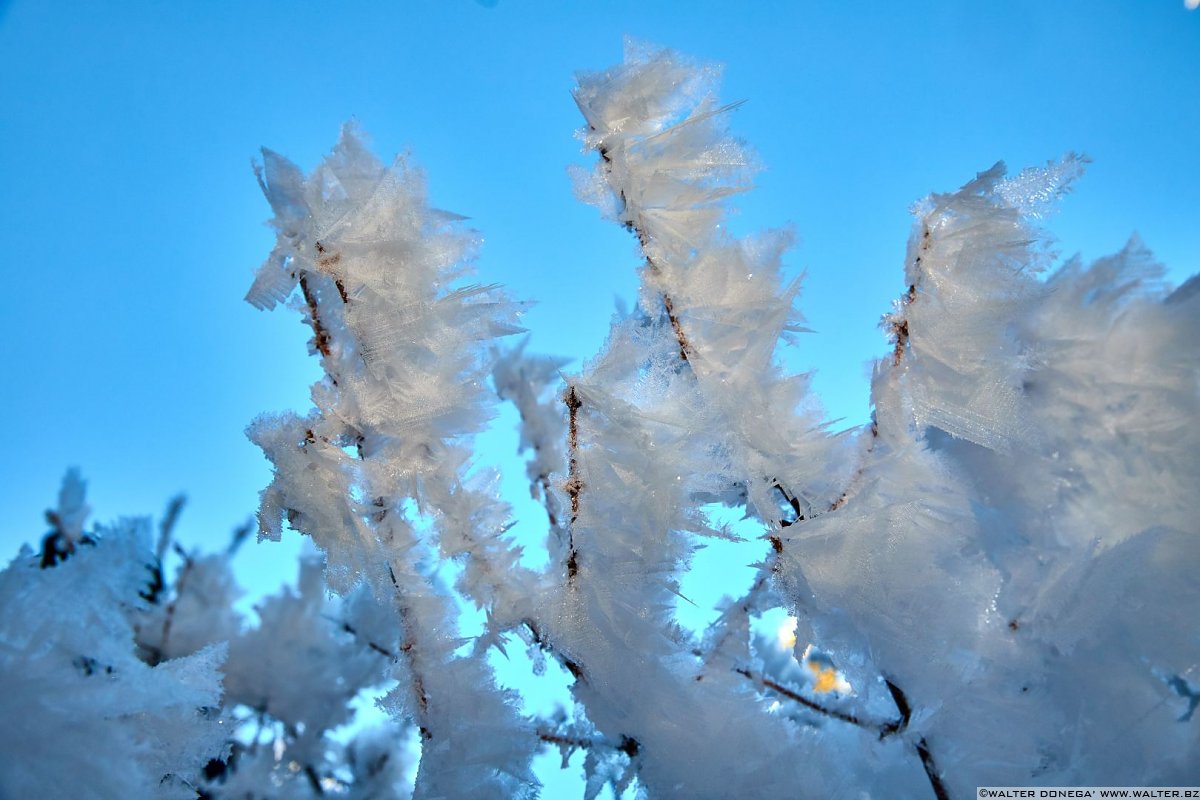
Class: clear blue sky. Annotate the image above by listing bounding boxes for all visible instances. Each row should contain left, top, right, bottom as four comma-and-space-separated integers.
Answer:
1, 0, 1197, 596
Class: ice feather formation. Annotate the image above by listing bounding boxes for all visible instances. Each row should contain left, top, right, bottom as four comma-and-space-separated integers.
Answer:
246, 125, 540, 798
572, 39, 841, 526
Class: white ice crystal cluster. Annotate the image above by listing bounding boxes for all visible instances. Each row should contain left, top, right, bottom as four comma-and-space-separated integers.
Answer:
0, 496, 226, 799
0, 473, 449, 799
551, 39, 1197, 796
1, 38, 1196, 800
571, 40, 841, 524
244, 125, 540, 799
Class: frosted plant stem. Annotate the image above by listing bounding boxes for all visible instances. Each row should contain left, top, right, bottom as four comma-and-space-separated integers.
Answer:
730, 665, 890, 731
827, 227, 926, 511
143, 542, 194, 667
292, 257, 443, 749
607, 147, 950, 800
333, 618, 397, 660
729, 661, 948, 800
563, 384, 583, 580
141, 495, 185, 608
657, 281, 692, 363
524, 619, 586, 684
156, 495, 186, 563
536, 729, 595, 750
538, 474, 558, 528
883, 679, 950, 800
299, 274, 335, 360
386, 563, 434, 742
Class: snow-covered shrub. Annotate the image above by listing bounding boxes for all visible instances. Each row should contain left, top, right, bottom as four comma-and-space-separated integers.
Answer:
2, 39, 1196, 799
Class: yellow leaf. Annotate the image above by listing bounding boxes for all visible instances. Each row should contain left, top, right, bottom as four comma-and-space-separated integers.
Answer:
808, 661, 840, 694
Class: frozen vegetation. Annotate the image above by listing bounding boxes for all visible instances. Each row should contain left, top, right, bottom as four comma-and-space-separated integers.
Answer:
2, 41, 1197, 799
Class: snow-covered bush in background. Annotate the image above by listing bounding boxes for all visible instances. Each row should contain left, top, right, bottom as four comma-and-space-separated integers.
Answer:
1, 40, 1196, 799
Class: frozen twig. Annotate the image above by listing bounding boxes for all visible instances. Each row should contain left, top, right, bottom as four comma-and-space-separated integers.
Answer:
564, 384, 584, 580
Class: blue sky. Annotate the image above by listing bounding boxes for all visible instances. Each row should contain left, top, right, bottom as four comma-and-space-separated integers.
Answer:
1, 0, 1197, 597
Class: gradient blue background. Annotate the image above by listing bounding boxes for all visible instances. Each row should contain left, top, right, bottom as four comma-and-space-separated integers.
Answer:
1, 1, 1197, 596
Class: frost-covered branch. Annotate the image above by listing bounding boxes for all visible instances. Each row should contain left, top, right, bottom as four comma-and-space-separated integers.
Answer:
5, 37, 1196, 800
563, 383, 583, 577
492, 338, 569, 533
573, 41, 841, 532
2, 475, 227, 799
246, 127, 540, 797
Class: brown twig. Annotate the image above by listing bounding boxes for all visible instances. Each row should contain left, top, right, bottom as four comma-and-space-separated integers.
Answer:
883, 679, 949, 800
733, 666, 886, 730
660, 291, 692, 362
889, 284, 917, 366
525, 618, 586, 683
337, 619, 398, 660
299, 274, 334, 359
732, 664, 946, 798
388, 563, 432, 741
914, 741, 950, 800
596, 143, 691, 363
537, 729, 595, 750
313, 241, 350, 305
564, 385, 584, 580
888, 223, 929, 366
147, 542, 194, 666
